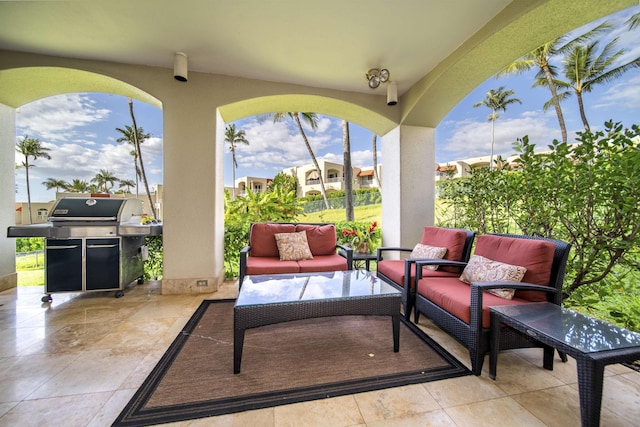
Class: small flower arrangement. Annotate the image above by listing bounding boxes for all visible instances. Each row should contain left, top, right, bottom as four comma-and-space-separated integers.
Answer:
342, 221, 378, 253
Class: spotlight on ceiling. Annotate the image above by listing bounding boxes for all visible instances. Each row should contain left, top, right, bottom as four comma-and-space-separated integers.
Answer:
174, 52, 188, 82
365, 68, 389, 89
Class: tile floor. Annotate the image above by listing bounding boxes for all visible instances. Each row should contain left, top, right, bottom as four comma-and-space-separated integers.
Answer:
0, 280, 638, 426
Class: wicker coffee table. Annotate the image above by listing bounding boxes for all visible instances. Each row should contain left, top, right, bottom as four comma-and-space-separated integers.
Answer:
489, 303, 640, 427
234, 270, 401, 374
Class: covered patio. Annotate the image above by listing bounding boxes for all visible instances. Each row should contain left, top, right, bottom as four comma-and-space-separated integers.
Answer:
0, 1, 638, 425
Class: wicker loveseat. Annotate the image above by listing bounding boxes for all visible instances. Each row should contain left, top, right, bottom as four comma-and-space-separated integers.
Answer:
239, 222, 353, 285
412, 233, 571, 375
376, 226, 475, 321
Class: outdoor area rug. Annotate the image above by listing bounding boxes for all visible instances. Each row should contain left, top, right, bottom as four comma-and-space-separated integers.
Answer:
113, 299, 470, 426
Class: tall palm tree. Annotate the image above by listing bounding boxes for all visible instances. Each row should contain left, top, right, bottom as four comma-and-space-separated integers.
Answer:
42, 178, 69, 194
67, 179, 90, 193
224, 124, 250, 199
119, 179, 136, 194
117, 98, 157, 218
91, 169, 119, 193
16, 136, 51, 223
500, 21, 611, 143
372, 133, 382, 196
473, 87, 521, 170
115, 124, 150, 195
342, 120, 354, 221
548, 38, 640, 130
270, 112, 330, 210
626, 11, 640, 30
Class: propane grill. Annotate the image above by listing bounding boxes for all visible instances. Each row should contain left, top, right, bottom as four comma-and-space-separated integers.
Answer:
7, 197, 162, 301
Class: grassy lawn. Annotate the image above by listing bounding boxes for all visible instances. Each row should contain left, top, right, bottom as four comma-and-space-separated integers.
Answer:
299, 204, 382, 223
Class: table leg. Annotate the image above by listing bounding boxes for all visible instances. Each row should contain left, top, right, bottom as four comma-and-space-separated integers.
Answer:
489, 311, 500, 380
234, 327, 245, 374
392, 314, 400, 352
576, 357, 604, 427
543, 345, 554, 370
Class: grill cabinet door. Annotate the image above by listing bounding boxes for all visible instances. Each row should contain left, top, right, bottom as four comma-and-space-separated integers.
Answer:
46, 239, 82, 292
86, 238, 120, 290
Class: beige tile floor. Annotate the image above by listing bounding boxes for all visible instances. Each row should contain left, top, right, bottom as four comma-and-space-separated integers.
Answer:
0, 280, 638, 426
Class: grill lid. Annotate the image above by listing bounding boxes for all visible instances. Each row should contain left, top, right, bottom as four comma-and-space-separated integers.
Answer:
48, 198, 143, 223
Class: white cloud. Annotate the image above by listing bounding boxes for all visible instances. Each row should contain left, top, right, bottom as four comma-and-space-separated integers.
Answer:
16, 93, 111, 141
438, 111, 563, 162
595, 74, 640, 110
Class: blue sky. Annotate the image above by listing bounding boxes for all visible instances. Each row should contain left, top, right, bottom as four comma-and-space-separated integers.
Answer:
14, 6, 639, 203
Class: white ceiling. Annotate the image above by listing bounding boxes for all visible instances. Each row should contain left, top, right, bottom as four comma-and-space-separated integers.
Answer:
0, 0, 512, 96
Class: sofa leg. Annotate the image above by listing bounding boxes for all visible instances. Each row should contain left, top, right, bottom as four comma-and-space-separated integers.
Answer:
470, 350, 484, 376
414, 309, 420, 324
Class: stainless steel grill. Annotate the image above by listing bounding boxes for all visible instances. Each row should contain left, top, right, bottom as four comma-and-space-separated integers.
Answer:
7, 197, 162, 301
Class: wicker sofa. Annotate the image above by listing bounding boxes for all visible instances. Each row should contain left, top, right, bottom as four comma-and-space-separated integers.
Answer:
376, 226, 476, 321
412, 233, 571, 375
239, 222, 353, 285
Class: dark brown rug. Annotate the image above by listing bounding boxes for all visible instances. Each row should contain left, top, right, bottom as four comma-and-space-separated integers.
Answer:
113, 299, 469, 426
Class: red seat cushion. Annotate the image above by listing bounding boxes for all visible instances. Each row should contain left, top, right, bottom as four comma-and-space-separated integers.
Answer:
417, 277, 531, 328
378, 259, 458, 289
296, 224, 337, 256
298, 255, 347, 273
249, 223, 296, 257
421, 227, 469, 273
245, 257, 300, 276
473, 235, 556, 301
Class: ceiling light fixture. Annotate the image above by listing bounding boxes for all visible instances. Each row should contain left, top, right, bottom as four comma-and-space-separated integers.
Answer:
174, 52, 188, 82
365, 68, 389, 89
386, 81, 398, 106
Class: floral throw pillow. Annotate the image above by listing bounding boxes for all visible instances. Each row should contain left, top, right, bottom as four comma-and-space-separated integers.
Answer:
459, 255, 527, 300
274, 231, 313, 261
409, 244, 447, 271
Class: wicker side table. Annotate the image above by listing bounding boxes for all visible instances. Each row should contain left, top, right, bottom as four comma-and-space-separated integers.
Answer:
489, 303, 640, 427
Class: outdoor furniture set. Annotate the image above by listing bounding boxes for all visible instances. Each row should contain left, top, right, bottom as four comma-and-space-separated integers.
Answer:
237, 222, 640, 426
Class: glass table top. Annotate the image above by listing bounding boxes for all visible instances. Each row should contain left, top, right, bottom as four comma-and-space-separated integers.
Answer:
491, 303, 640, 353
237, 270, 400, 307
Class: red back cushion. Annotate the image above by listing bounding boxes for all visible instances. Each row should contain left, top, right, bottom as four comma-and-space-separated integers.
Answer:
296, 224, 337, 256
421, 226, 468, 272
473, 234, 556, 301
249, 223, 296, 257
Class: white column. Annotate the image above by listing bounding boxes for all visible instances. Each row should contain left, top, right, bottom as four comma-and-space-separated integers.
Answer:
381, 125, 435, 256
0, 104, 17, 291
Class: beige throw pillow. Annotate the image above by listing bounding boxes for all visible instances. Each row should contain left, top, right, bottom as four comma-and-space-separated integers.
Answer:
459, 255, 527, 300
274, 231, 313, 261
409, 244, 447, 271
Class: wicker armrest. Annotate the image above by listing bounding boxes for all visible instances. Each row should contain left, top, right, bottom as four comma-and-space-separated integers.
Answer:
376, 246, 412, 261
471, 281, 560, 295
337, 244, 354, 269
414, 259, 468, 280
239, 245, 251, 287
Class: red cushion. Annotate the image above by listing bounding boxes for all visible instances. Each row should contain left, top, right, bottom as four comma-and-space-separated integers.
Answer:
378, 259, 458, 290
298, 255, 347, 273
249, 223, 296, 257
421, 227, 469, 273
245, 257, 300, 275
473, 235, 555, 301
296, 224, 337, 256
417, 277, 531, 328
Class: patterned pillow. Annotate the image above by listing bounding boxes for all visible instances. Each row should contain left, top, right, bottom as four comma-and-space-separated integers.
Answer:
409, 244, 447, 271
459, 255, 527, 300
274, 231, 313, 261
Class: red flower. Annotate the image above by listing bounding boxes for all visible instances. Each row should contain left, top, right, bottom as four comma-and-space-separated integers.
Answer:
369, 221, 377, 233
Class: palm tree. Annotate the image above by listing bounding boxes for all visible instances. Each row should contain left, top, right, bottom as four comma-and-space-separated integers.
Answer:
500, 21, 611, 143
473, 87, 521, 170
16, 136, 51, 223
342, 120, 354, 221
67, 179, 90, 193
224, 124, 250, 199
91, 169, 119, 193
372, 133, 382, 196
115, 123, 150, 195
548, 38, 640, 130
42, 178, 69, 194
626, 11, 640, 30
118, 98, 157, 218
270, 112, 330, 210
119, 179, 136, 193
